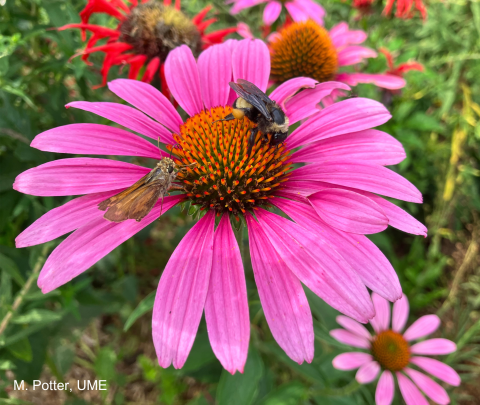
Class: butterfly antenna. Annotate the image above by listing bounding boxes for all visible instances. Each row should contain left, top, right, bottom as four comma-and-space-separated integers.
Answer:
160, 195, 165, 219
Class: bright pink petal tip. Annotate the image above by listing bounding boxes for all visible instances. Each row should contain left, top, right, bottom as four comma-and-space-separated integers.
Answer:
330, 329, 370, 349
404, 368, 451, 405
369, 293, 391, 333
396, 372, 429, 405
410, 338, 457, 355
403, 314, 441, 341
410, 357, 461, 386
355, 361, 380, 384
232, 39, 270, 92
332, 352, 372, 370
392, 294, 409, 332
376, 370, 394, 405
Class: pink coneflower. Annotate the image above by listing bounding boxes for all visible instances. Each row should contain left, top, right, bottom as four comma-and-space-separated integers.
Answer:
60, 0, 236, 89
229, 0, 325, 27
269, 20, 407, 94
331, 293, 460, 404
14, 39, 425, 373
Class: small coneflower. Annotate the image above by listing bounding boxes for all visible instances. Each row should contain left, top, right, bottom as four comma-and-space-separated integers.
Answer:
229, 0, 325, 27
14, 39, 425, 373
60, 0, 236, 89
331, 293, 460, 405
270, 20, 406, 94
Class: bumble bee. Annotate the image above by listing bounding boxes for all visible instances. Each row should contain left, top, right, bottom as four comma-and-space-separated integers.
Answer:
215, 79, 289, 156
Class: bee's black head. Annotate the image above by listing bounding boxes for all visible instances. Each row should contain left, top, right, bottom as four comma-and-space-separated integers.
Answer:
272, 107, 286, 125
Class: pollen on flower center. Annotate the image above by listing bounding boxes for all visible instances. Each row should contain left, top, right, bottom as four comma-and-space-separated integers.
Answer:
120, 1, 202, 61
270, 20, 338, 84
371, 330, 410, 371
168, 106, 292, 219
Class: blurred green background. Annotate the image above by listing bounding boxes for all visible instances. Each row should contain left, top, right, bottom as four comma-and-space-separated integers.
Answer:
1, 0, 480, 403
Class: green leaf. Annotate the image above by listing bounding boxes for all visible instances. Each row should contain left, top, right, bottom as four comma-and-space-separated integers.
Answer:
216, 349, 264, 405
12, 309, 63, 325
0, 253, 24, 286
6, 338, 32, 362
257, 381, 307, 405
94, 347, 117, 382
123, 290, 155, 332
0, 360, 15, 370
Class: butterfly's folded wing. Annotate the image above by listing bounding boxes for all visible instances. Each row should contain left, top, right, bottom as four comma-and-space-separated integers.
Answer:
98, 172, 152, 211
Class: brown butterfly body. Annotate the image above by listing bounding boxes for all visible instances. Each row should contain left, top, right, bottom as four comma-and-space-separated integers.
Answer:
98, 157, 179, 223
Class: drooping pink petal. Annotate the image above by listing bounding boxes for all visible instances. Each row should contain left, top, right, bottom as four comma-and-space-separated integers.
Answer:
332, 352, 373, 370
336, 73, 406, 90
369, 293, 391, 333
269, 77, 317, 109
328, 22, 348, 43
287, 98, 391, 149
376, 370, 395, 405
356, 361, 380, 384
204, 215, 250, 374
13, 158, 149, 196
291, 0, 325, 25
410, 339, 456, 355
284, 82, 352, 125
337, 46, 377, 66
330, 24, 367, 49
164, 45, 203, 117
153, 211, 215, 369
410, 357, 461, 386
397, 373, 429, 405
31, 124, 163, 159
308, 189, 388, 235
336, 315, 372, 340
263, 1, 281, 25
66, 101, 172, 143
290, 129, 406, 166
403, 315, 441, 341
289, 161, 423, 203
254, 210, 375, 322
246, 215, 314, 364
404, 368, 450, 405
392, 294, 409, 332
198, 44, 232, 110
330, 329, 370, 349
237, 22, 254, 39
232, 39, 270, 92
16, 190, 119, 248
230, 0, 267, 14
273, 198, 401, 301
107, 79, 183, 132
38, 195, 181, 293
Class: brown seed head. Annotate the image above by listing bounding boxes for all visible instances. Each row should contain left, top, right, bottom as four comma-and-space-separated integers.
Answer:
371, 330, 411, 371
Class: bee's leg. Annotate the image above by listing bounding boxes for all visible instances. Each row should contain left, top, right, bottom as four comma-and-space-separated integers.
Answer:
168, 184, 185, 191
247, 127, 259, 157
212, 113, 235, 124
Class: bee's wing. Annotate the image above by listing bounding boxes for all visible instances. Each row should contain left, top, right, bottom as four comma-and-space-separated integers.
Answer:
98, 172, 152, 211
103, 181, 166, 223
230, 81, 273, 121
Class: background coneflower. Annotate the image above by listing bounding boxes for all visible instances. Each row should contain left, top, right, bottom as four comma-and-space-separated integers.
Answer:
60, 0, 236, 90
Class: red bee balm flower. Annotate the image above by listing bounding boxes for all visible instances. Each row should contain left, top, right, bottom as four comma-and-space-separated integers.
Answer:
380, 48, 424, 78
60, 0, 236, 89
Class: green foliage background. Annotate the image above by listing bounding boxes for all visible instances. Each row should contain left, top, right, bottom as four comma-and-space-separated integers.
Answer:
1, 0, 480, 403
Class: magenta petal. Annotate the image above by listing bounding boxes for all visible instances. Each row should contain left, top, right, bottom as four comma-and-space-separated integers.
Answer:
13, 158, 149, 196
330, 329, 370, 349
392, 294, 409, 332
66, 101, 172, 143
376, 370, 394, 405
38, 196, 181, 293
289, 161, 423, 203
403, 315, 441, 341
287, 98, 391, 149
369, 293, 391, 333
337, 46, 377, 66
205, 216, 250, 374
232, 39, 270, 92
246, 215, 314, 364
291, 129, 406, 166
284, 1, 309, 23
273, 197, 401, 301
254, 210, 374, 322
285, 82, 352, 125
31, 124, 163, 159
332, 352, 372, 370
336, 315, 372, 340
404, 368, 450, 405
153, 211, 215, 369
330, 24, 367, 49
16, 190, 118, 248
269, 77, 317, 109
165, 45, 203, 117
337, 73, 406, 90
397, 373, 429, 405
308, 189, 388, 235
107, 79, 183, 132
198, 44, 232, 110
410, 357, 461, 386
410, 339, 456, 355
263, 1, 281, 25
291, 0, 325, 25
355, 361, 380, 384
